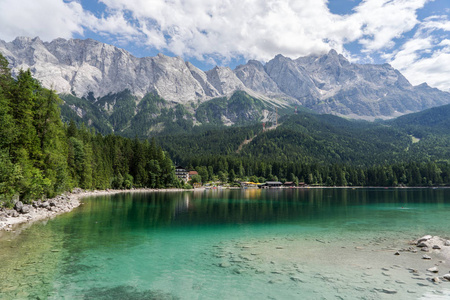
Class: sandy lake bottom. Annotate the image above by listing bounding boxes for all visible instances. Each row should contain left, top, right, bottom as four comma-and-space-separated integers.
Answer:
1, 188, 450, 299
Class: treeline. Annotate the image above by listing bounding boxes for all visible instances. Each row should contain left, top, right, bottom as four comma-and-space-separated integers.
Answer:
0, 54, 180, 207
183, 155, 450, 187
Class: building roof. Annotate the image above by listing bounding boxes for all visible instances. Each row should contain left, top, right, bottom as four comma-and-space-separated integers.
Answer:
188, 171, 198, 175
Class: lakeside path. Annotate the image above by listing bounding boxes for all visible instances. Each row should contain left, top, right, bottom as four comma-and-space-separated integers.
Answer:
0, 188, 201, 234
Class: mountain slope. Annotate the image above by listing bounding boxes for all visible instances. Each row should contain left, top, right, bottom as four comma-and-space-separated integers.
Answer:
59, 90, 284, 137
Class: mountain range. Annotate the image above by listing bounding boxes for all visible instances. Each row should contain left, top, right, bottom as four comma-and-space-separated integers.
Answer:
1, 36, 450, 123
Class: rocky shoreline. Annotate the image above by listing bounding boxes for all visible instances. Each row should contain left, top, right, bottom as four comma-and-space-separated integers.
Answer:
0, 188, 195, 233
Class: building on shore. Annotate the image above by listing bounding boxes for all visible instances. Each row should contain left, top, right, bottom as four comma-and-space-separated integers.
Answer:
175, 166, 189, 183
261, 181, 283, 188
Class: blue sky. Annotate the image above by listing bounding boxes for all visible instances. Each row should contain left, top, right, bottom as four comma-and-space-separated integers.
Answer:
1, 0, 450, 91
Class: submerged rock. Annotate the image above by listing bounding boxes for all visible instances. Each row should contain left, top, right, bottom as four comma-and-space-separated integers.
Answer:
290, 276, 304, 283
427, 267, 438, 273
375, 288, 397, 294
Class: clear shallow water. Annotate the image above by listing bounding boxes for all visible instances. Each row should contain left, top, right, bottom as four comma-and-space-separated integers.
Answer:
1, 188, 450, 299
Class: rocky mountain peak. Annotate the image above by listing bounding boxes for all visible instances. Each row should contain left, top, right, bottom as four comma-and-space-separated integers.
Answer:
1, 37, 449, 118
206, 66, 245, 95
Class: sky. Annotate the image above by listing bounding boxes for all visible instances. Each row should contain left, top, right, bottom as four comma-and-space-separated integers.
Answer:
0, 0, 449, 91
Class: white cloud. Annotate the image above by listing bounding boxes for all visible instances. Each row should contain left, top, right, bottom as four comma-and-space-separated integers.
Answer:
350, 0, 429, 51
395, 48, 450, 91
0, 0, 139, 42
0, 0, 85, 41
93, 0, 433, 63
388, 14, 450, 91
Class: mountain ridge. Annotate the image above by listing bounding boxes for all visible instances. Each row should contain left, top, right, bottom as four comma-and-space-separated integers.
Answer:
1, 36, 450, 119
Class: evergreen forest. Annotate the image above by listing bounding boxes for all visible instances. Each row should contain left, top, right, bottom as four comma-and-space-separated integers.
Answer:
0, 54, 181, 207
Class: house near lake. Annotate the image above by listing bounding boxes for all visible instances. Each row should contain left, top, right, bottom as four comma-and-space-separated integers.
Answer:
175, 166, 189, 183
175, 167, 200, 184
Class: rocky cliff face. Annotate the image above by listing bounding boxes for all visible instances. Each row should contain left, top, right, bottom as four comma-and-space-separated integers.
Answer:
1, 37, 450, 118
255, 50, 450, 117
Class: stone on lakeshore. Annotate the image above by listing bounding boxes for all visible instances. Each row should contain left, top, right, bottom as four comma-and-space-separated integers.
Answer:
417, 242, 428, 248
442, 274, 450, 281
422, 255, 432, 260
14, 201, 23, 212
21, 205, 30, 214
268, 279, 282, 284
445, 240, 450, 246
49, 201, 56, 207
394, 251, 400, 255
40, 202, 49, 208
432, 245, 441, 250
417, 235, 433, 244
432, 277, 440, 283
427, 267, 438, 273
421, 247, 430, 252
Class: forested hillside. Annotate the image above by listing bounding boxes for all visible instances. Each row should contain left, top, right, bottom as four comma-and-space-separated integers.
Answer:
159, 111, 450, 186
0, 54, 180, 207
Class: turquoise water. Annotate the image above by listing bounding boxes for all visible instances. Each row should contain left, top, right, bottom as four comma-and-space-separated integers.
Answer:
1, 188, 450, 299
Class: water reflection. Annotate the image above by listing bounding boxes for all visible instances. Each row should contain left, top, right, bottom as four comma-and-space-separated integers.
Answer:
66, 188, 450, 232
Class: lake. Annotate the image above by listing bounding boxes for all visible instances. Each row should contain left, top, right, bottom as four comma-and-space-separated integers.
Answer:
1, 188, 450, 299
